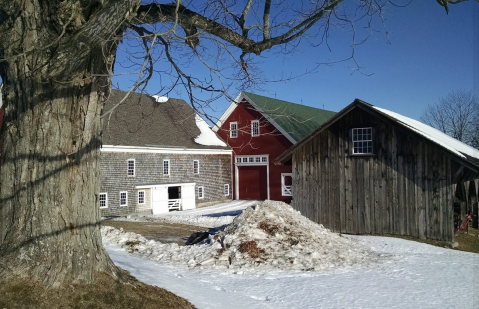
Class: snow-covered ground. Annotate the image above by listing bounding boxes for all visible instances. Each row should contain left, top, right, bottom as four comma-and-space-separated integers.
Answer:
104, 200, 479, 309
111, 200, 259, 228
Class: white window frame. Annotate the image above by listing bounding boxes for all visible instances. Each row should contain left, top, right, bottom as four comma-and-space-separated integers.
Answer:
352, 127, 373, 155
99, 192, 108, 208
235, 155, 268, 165
198, 186, 204, 199
138, 190, 145, 205
230, 122, 238, 138
224, 184, 230, 196
193, 160, 200, 174
163, 160, 170, 176
127, 159, 135, 176
119, 191, 128, 207
281, 173, 293, 196
251, 120, 260, 137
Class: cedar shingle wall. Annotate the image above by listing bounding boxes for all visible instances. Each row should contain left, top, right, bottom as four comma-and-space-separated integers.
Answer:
292, 107, 456, 241
100, 152, 232, 216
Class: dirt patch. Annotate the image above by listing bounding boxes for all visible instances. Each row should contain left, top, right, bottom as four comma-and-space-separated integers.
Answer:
102, 220, 207, 246
238, 240, 262, 259
454, 228, 479, 254
258, 221, 279, 236
0, 272, 196, 309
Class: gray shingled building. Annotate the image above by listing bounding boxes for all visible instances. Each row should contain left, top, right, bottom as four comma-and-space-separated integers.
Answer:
100, 90, 232, 217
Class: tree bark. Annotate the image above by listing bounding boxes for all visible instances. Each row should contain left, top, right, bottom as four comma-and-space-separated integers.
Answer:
0, 0, 137, 286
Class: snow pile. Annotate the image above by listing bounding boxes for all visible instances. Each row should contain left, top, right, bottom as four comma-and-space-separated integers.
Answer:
194, 114, 227, 146
102, 201, 386, 272
151, 95, 168, 103
214, 200, 384, 270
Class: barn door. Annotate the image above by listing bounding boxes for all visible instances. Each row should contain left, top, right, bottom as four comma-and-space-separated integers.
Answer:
238, 166, 268, 200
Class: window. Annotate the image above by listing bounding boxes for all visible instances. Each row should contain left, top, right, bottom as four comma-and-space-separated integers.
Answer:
193, 160, 199, 174
235, 155, 268, 165
138, 190, 145, 204
120, 191, 128, 206
230, 122, 238, 138
127, 159, 135, 176
224, 184, 230, 196
352, 127, 373, 154
251, 120, 260, 137
198, 186, 204, 199
99, 193, 108, 208
163, 160, 170, 175
281, 173, 293, 196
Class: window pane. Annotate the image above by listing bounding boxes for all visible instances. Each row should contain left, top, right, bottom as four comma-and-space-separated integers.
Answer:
127, 160, 135, 176
352, 128, 373, 154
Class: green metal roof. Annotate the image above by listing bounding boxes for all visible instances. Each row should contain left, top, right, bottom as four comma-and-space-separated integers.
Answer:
243, 92, 336, 142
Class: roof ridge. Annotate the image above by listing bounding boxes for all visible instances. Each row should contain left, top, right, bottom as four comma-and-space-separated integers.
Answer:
243, 91, 334, 113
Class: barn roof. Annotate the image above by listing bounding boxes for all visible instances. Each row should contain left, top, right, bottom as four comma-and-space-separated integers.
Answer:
213, 91, 336, 143
276, 99, 479, 171
102, 90, 228, 149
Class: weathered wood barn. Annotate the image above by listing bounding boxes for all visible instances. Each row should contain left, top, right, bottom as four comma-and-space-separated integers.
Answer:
276, 99, 479, 241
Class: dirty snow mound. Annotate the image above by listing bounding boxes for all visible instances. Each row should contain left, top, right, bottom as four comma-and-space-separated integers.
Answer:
102, 201, 387, 272
216, 200, 383, 270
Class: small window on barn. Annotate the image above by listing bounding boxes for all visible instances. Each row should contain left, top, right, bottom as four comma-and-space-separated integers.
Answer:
230, 122, 238, 138
352, 127, 373, 154
224, 184, 230, 196
120, 191, 128, 207
251, 120, 260, 137
99, 193, 108, 208
127, 159, 135, 176
193, 160, 199, 174
163, 160, 170, 175
198, 186, 204, 199
138, 190, 145, 205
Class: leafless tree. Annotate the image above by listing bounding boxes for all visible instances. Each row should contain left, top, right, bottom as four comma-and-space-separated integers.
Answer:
0, 0, 472, 288
421, 90, 479, 148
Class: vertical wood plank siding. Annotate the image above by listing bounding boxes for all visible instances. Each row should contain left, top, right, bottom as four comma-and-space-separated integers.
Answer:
291, 108, 456, 241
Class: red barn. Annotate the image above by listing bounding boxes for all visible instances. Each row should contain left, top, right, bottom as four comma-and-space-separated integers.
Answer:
214, 92, 335, 203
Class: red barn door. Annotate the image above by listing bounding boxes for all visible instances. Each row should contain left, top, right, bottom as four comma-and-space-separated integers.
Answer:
238, 166, 268, 200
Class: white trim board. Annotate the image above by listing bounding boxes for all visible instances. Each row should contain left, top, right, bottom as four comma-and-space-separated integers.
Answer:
101, 145, 232, 155
135, 182, 196, 189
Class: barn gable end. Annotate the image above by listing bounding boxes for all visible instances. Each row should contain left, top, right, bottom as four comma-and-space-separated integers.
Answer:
278, 99, 479, 242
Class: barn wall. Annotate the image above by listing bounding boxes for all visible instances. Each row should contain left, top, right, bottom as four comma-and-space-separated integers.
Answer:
100, 152, 232, 217
291, 107, 456, 241
215, 100, 293, 202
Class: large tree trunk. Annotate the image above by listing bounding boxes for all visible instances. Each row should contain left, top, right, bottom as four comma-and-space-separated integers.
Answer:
0, 0, 139, 286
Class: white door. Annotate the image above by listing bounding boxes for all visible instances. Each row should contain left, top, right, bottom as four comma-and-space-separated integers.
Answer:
181, 184, 196, 210
151, 187, 169, 214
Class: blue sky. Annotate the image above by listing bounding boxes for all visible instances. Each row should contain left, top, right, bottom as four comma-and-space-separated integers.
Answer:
195, 0, 476, 122
113, 0, 477, 123
1, 1, 473, 125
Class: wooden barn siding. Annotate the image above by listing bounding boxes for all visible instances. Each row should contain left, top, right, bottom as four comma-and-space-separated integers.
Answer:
291, 109, 455, 241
